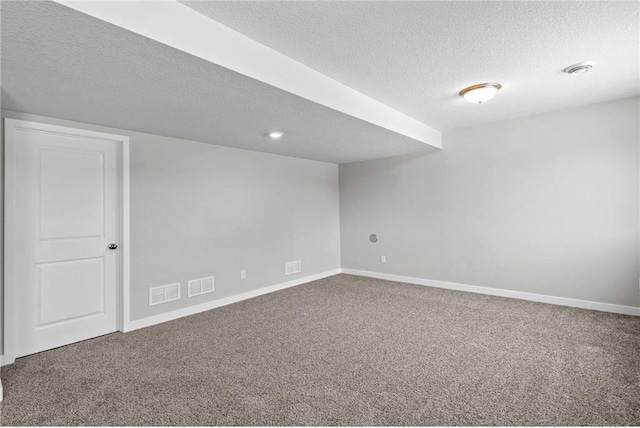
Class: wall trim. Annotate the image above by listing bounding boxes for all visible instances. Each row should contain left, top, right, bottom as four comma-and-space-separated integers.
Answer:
341, 268, 640, 316
125, 268, 342, 332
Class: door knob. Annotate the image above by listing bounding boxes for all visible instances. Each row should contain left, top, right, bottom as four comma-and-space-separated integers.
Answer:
108, 243, 118, 250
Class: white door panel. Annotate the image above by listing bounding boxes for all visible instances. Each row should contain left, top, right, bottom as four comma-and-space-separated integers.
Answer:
37, 257, 105, 327
6, 120, 124, 359
38, 147, 106, 240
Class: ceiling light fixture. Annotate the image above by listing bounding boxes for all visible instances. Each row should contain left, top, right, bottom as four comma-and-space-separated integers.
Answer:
564, 61, 596, 75
267, 131, 284, 139
459, 83, 502, 104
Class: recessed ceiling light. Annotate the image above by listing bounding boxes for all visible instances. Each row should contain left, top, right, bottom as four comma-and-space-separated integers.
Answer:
459, 83, 502, 104
564, 61, 596, 75
267, 131, 284, 139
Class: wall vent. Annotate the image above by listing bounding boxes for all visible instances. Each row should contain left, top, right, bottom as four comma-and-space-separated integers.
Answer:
285, 260, 302, 275
188, 276, 215, 297
149, 283, 181, 306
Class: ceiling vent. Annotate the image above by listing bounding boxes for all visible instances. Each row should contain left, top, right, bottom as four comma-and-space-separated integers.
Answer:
564, 61, 596, 75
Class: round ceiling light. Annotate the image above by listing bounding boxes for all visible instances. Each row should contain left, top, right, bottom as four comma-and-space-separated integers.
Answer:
267, 131, 284, 139
459, 83, 502, 104
564, 61, 596, 75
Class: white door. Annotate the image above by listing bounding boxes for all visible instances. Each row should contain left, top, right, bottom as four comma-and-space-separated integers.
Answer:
5, 119, 126, 359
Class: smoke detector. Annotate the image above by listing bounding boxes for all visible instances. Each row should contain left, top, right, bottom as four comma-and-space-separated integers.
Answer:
564, 61, 596, 75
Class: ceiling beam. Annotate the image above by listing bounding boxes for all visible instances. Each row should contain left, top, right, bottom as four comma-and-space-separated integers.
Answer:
53, 0, 442, 149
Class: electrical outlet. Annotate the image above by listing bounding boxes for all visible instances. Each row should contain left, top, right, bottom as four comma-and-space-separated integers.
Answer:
380, 255, 386, 263
241, 269, 247, 279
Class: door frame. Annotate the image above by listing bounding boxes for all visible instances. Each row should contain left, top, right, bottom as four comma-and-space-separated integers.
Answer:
3, 118, 131, 365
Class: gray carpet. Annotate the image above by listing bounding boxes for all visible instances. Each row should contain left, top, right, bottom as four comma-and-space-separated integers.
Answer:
1, 274, 639, 426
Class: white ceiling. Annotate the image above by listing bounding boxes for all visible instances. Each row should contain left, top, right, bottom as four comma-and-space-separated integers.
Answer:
182, 1, 640, 131
2, 1, 639, 165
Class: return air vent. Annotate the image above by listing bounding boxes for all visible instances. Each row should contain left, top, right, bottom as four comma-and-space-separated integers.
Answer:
285, 260, 302, 275
149, 283, 181, 306
188, 276, 215, 297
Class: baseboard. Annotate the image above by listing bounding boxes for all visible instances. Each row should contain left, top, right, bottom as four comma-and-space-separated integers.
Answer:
341, 268, 640, 316
0, 354, 4, 400
125, 268, 342, 332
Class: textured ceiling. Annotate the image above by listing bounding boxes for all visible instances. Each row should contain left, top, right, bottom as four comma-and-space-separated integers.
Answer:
1, 1, 434, 164
3, 1, 638, 165
182, 1, 640, 131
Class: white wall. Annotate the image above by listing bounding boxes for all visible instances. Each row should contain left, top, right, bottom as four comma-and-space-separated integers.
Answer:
127, 127, 340, 320
340, 97, 640, 308
1, 110, 341, 325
